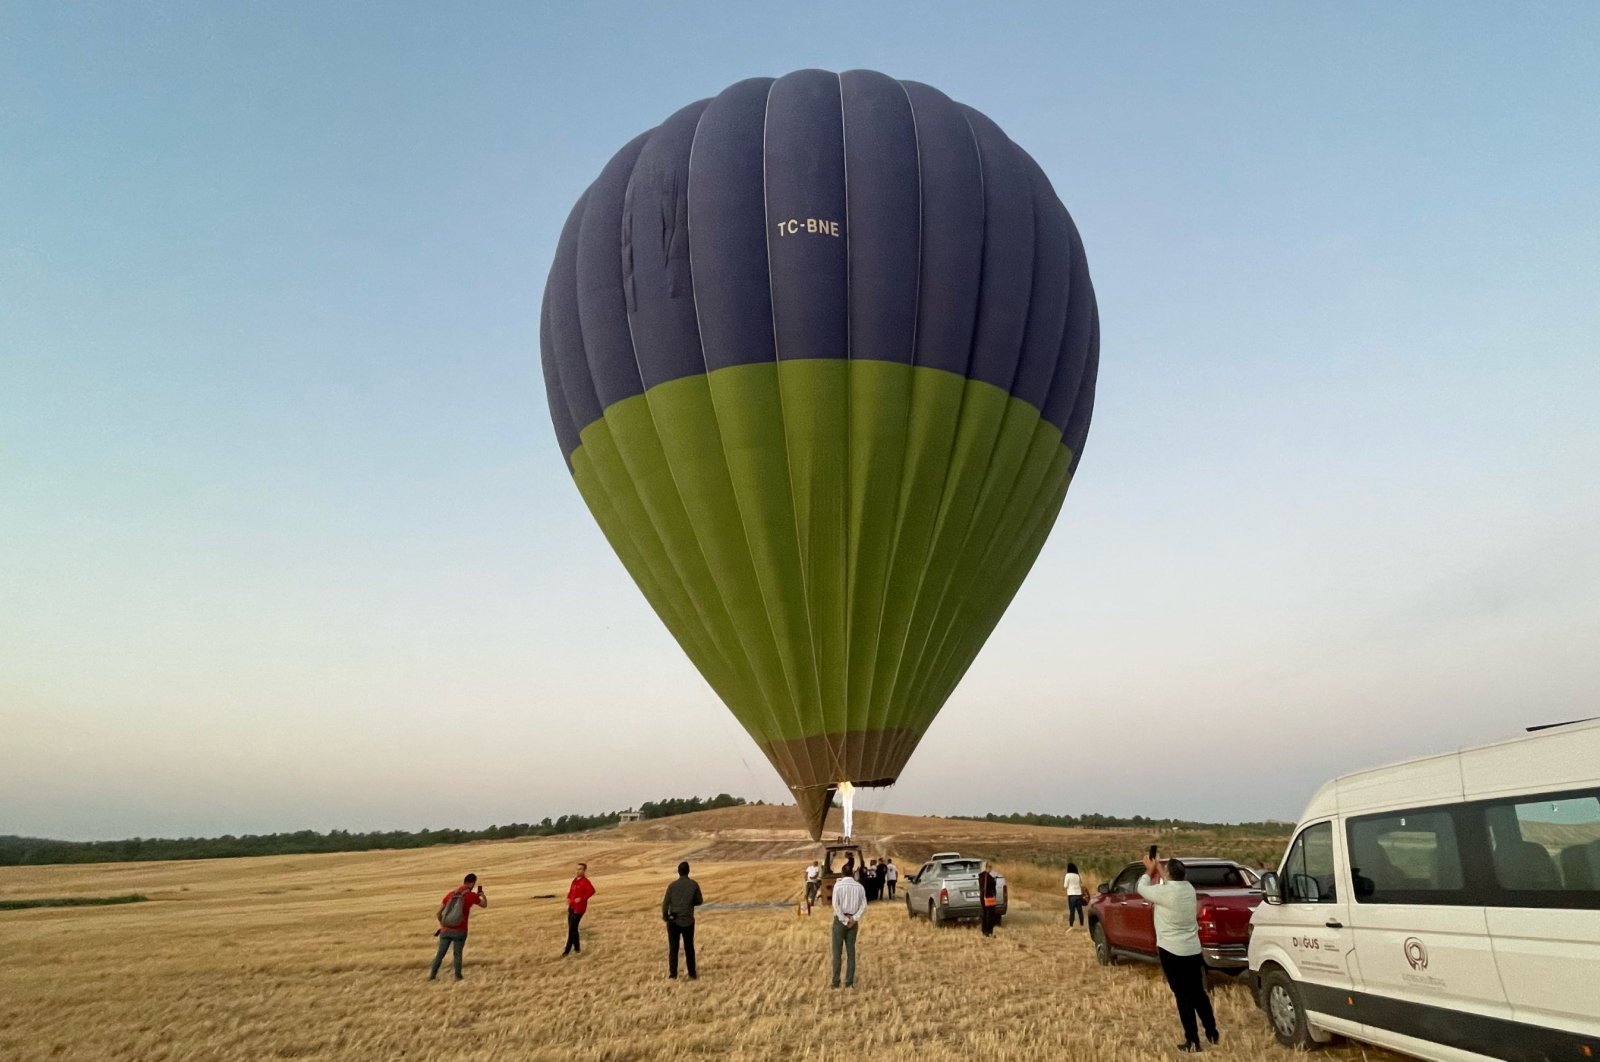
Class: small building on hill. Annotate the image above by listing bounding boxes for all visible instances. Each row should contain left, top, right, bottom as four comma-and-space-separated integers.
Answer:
618, 810, 642, 825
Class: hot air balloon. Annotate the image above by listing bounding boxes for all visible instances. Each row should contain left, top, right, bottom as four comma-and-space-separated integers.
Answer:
541, 69, 1098, 839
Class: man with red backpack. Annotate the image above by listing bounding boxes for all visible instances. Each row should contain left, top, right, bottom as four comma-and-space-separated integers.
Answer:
429, 873, 487, 980
563, 862, 596, 956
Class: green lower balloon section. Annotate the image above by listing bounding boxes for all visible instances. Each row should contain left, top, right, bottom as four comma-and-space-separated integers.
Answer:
568, 358, 1073, 818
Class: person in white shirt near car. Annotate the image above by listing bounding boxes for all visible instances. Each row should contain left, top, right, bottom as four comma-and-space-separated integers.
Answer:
1137, 850, 1219, 1053
1063, 862, 1085, 928
830, 868, 867, 989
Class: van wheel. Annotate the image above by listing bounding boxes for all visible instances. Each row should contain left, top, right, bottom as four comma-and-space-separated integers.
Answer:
1261, 968, 1314, 1048
1090, 922, 1113, 966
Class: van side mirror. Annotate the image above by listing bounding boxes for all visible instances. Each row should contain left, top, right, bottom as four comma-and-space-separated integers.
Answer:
1259, 871, 1282, 905
1097, 883, 1110, 895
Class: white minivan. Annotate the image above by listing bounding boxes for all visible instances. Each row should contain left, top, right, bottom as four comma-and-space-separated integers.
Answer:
1247, 719, 1600, 1061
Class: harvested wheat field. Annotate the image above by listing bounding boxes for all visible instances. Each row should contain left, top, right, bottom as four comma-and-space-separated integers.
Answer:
0, 806, 1403, 1062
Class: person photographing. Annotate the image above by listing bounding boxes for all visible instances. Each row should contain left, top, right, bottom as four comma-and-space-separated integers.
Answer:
429, 873, 486, 981
1137, 848, 1219, 1052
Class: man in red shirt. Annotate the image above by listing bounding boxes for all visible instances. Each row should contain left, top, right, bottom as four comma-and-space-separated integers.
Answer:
563, 862, 596, 956
429, 873, 487, 980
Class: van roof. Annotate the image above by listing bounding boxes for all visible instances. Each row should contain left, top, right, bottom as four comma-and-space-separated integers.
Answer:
1297, 717, 1600, 822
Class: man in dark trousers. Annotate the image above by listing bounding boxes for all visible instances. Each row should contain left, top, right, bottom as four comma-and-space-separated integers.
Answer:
1138, 853, 1219, 1052
661, 860, 703, 979
978, 862, 1001, 936
873, 858, 889, 902
563, 862, 595, 956
429, 873, 487, 980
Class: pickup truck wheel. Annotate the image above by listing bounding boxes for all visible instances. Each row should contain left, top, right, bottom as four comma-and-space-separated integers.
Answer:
907, 896, 916, 919
930, 901, 942, 926
1261, 968, 1314, 1048
1090, 922, 1113, 966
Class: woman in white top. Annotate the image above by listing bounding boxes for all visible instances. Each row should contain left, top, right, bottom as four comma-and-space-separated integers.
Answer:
1062, 862, 1085, 928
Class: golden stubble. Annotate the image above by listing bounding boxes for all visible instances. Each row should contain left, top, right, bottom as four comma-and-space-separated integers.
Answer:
0, 808, 1402, 1061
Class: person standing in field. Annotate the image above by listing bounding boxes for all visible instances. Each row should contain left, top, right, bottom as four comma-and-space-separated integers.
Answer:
978, 861, 1001, 937
429, 873, 486, 981
661, 860, 703, 979
1063, 862, 1085, 929
884, 859, 898, 900
804, 860, 822, 913
873, 858, 889, 901
830, 867, 866, 989
1137, 853, 1219, 1053
563, 862, 595, 956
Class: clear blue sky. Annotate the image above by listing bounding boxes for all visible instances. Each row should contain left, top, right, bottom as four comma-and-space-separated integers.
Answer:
4, 3, 1597, 840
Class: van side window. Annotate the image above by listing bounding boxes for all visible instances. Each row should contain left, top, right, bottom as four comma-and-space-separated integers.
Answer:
1282, 821, 1337, 903
1347, 809, 1464, 903
1481, 790, 1600, 904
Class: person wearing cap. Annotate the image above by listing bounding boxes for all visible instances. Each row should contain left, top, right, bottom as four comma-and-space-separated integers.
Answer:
830, 867, 867, 989
1137, 853, 1219, 1053
662, 860, 703, 979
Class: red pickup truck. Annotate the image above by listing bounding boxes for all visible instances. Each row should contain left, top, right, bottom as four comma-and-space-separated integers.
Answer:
1087, 857, 1263, 972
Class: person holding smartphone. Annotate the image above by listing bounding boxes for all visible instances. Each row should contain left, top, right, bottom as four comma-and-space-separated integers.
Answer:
1137, 847, 1218, 1052
429, 873, 487, 981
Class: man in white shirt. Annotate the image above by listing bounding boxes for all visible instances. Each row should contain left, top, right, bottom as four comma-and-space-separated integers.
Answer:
830, 869, 867, 989
884, 859, 898, 899
804, 861, 821, 912
1137, 853, 1218, 1052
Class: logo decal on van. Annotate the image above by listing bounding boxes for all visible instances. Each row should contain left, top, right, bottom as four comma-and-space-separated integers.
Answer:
1403, 937, 1428, 971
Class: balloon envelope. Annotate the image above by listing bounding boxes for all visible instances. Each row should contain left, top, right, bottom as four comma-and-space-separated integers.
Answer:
541, 70, 1099, 838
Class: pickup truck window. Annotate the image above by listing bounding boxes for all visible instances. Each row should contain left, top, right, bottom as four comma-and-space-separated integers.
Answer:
939, 860, 981, 875
1184, 864, 1248, 888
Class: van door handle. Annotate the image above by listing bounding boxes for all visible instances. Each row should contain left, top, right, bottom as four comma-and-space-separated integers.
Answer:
1324, 919, 1343, 929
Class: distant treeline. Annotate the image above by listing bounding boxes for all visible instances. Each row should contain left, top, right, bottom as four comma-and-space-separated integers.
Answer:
957, 811, 1292, 834
0, 794, 751, 867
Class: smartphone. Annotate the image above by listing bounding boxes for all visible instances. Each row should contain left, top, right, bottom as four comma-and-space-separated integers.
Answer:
1148, 844, 1159, 860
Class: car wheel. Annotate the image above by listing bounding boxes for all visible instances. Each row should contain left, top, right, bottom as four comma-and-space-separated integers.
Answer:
930, 901, 941, 926
1090, 922, 1113, 966
1261, 968, 1314, 1048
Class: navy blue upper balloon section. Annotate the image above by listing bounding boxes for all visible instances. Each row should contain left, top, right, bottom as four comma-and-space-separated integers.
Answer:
543, 69, 1099, 467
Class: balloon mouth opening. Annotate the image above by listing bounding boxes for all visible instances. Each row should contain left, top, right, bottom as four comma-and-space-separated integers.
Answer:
794, 780, 894, 841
